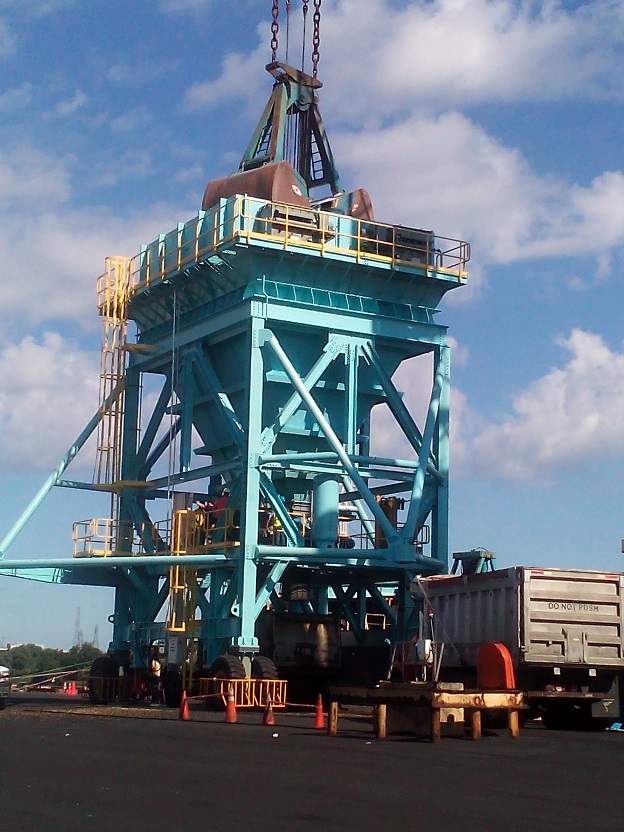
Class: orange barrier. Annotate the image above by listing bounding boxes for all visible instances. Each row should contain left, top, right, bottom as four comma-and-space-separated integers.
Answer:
199, 677, 287, 709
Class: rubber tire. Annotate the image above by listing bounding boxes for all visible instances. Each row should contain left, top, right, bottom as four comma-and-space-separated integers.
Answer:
206, 655, 246, 711
163, 669, 183, 709
88, 656, 119, 705
209, 655, 246, 679
541, 705, 569, 730
0, 698, 7, 711
251, 656, 279, 680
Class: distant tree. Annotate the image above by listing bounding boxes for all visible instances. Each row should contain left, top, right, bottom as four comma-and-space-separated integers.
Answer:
60, 643, 103, 668
2, 642, 104, 678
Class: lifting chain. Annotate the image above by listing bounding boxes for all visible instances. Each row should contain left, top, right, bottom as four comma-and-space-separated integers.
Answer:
312, 0, 321, 78
302, 1, 309, 70
271, 0, 280, 63
285, 1, 291, 64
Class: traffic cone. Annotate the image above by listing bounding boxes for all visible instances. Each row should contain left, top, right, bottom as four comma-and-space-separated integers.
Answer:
314, 693, 325, 730
263, 694, 275, 726
225, 684, 237, 724
70, 681, 77, 696
179, 690, 190, 721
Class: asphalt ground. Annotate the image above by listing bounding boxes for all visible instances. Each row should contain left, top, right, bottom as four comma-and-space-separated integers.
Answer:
1, 693, 623, 832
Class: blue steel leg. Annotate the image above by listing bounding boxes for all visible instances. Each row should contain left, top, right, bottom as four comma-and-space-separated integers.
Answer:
402, 348, 446, 546
235, 315, 264, 652
431, 344, 450, 569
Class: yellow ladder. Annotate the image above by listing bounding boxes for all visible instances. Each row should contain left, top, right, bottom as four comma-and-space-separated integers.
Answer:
94, 256, 132, 518
166, 511, 200, 690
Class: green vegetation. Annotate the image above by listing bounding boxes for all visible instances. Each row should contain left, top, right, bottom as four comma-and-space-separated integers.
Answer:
0, 643, 103, 679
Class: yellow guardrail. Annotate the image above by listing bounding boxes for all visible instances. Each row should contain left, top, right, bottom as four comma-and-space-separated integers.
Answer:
72, 509, 241, 558
199, 677, 288, 709
97, 196, 469, 304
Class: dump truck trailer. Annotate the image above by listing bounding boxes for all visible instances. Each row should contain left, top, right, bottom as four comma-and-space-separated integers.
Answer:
413, 566, 624, 729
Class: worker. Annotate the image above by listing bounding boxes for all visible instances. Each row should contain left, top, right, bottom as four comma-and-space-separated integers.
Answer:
150, 649, 162, 704
266, 495, 287, 545
212, 489, 229, 523
195, 499, 213, 544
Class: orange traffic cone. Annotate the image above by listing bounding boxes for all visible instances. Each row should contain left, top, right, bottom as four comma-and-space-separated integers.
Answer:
179, 690, 190, 721
314, 693, 325, 730
71, 681, 77, 696
263, 694, 275, 726
225, 685, 237, 724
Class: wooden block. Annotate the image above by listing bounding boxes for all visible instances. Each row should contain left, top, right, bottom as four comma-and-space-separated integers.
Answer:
430, 708, 441, 743
471, 709, 482, 740
374, 703, 387, 739
508, 708, 520, 738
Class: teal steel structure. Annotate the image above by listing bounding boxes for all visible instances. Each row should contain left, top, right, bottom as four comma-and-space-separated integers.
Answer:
0, 63, 469, 664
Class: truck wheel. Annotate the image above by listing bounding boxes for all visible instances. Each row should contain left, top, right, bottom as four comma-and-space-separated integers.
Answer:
163, 669, 183, 709
88, 657, 119, 704
251, 656, 279, 680
0, 698, 7, 711
209, 655, 246, 679
541, 703, 579, 730
206, 655, 246, 711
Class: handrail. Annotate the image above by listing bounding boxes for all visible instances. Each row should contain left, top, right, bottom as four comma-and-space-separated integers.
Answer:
97, 197, 470, 303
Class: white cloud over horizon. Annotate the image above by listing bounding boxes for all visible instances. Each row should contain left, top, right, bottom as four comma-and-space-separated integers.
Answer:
370, 328, 624, 486
0, 332, 100, 472
464, 329, 624, 481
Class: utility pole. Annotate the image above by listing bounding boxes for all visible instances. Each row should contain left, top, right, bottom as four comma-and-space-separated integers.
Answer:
74, 607, 84, 648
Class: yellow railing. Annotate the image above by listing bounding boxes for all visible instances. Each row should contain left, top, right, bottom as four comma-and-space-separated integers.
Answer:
199, 677, 288, 709
98, 196, 470, 300
73, 508, 428, 557
72, 517, 163, 557
72, 509, 241, 558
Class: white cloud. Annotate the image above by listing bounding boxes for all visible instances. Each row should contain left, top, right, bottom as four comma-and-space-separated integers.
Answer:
0, 18, 15, 57
188, 1, 624, 117
0, 332, 100, 472
320, 0, 624, 119
109, 106, 153, 134
467, 329, 624, 481
183, 48, 265, 113
0, 146, 190, 327
91, 150, 153, 187
107, 60, 178, 86
368, 329, 624, 486
158, 0, 211, 10
175, 164, 203, 184
0, 0, 73, 14
0, 146, 71, 207
52, 89, 88, 117
0, 82, 33, 112
334, 112, 624, 267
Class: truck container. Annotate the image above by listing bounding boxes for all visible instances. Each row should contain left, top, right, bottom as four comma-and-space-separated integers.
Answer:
411, 566, 624, 729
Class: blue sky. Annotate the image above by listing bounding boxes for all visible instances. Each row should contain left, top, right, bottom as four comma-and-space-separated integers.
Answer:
1, 0, 624, 649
